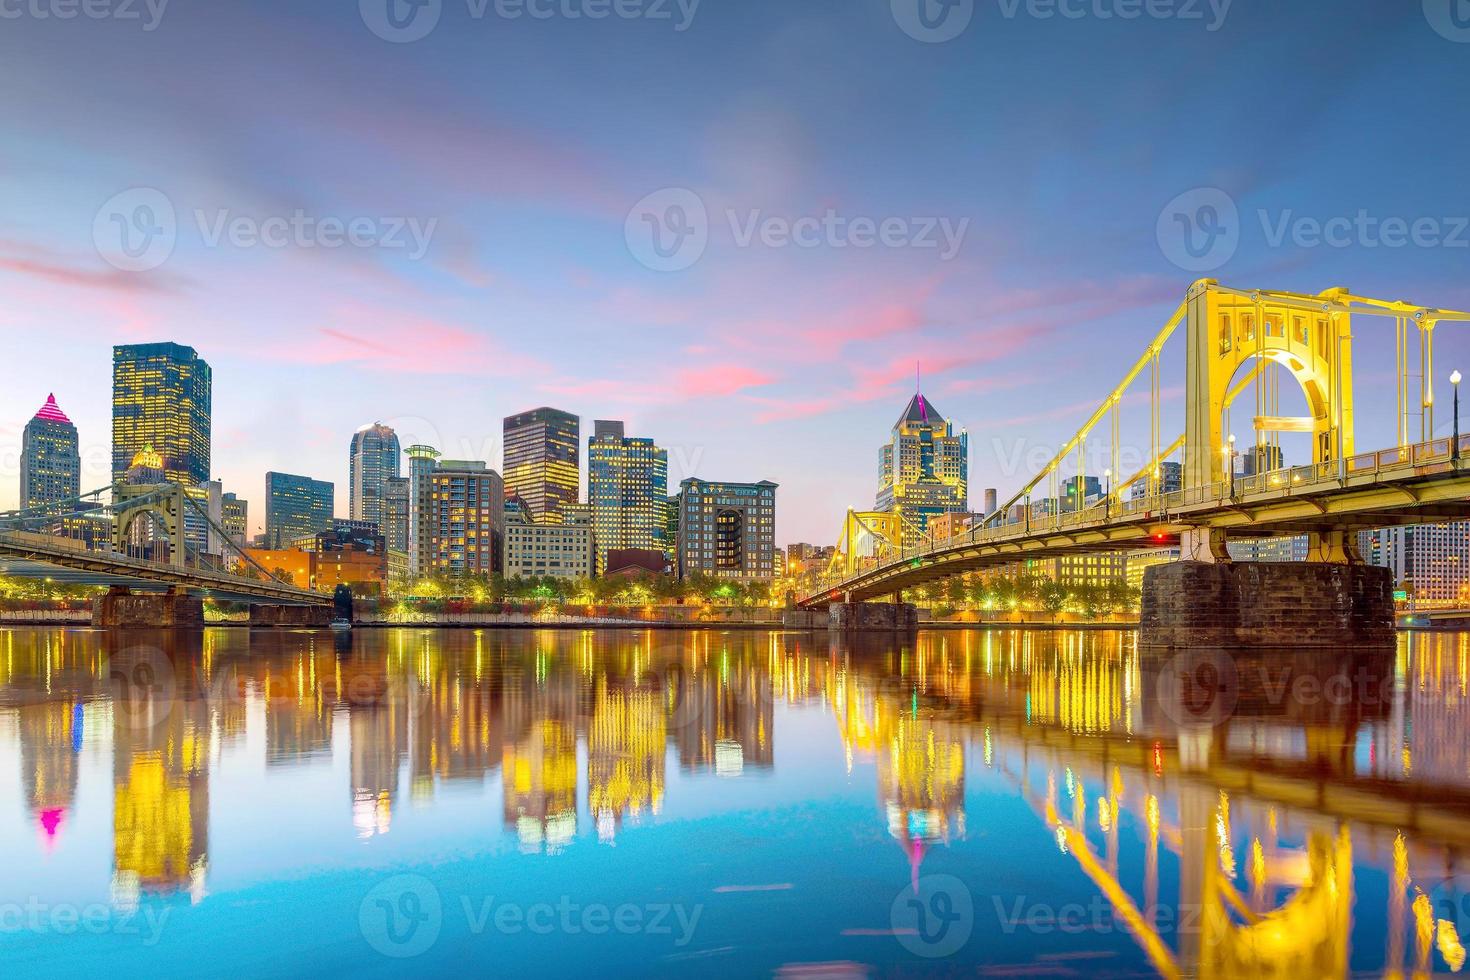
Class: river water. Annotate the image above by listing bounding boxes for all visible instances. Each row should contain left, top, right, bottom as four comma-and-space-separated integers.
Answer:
0, 626, 1466, 977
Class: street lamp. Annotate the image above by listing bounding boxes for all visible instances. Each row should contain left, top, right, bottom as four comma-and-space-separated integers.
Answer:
1453, 370, 1463, 462
1103, 468, 1112, 520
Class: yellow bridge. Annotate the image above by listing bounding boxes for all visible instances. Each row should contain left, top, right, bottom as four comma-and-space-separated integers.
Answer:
800, 279, 1470, 626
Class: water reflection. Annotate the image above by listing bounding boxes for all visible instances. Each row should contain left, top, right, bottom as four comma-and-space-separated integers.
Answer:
2, 627, 1470, 975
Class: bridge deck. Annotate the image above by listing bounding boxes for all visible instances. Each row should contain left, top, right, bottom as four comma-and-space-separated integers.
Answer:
0, 530, 329, 606
801, 439, 1470, 607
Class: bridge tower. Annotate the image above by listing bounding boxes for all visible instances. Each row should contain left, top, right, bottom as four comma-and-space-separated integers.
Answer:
111, 482, 189, 570
1184, 280, 1355, 489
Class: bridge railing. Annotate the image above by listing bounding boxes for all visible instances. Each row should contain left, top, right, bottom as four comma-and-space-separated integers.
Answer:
808, 434, 1469, 600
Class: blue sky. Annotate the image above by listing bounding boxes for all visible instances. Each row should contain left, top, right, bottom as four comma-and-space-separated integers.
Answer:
2, 0, 1468, 539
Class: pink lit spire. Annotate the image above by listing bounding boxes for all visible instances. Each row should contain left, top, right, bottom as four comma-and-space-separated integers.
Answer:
33, 394, 71, 425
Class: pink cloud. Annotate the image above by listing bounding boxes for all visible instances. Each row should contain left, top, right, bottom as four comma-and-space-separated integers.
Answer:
672, 363, 775, 399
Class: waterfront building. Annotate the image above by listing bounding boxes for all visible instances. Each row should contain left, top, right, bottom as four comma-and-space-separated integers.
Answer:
1033, 554, 1129, 589
929, 511, 977, 542
264, 472, 334, 549
587, 421, 668, 572
1229, 536, 1309, 562
1360, 523, 1470, 605
20, 395, 80, 510
112, 343, 211, 486
382, 476, 409, 552
406, 445, 440, 577
1125, 547, 1179, 592
429, 460, 503, 576
1131, 460, 1183, 501
676, 478, 778, 580
221, 493, 248, 548
504, 510, 594, 580
876, 389, 967, 546
348, 423, 400, 528
503, 408, 579, 525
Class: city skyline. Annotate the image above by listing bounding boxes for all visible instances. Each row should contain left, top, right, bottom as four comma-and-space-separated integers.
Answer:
5, 4, 1470, 543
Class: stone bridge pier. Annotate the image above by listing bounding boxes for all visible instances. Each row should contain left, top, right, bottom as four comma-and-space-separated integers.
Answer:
1140, 528, 1394, 648
92, 586, 204, 628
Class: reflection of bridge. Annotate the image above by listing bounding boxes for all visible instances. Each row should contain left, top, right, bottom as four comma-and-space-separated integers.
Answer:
801, 281, 1470, 644
0, 482, 328, 612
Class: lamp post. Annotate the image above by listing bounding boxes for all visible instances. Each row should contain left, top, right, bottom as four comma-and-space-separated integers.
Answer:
1453, 370, 1463, 462
1103, 468, 1112, 520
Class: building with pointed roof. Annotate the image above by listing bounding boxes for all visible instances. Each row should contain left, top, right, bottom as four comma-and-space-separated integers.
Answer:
21, 394, 80, 509
876, 385, 968, 547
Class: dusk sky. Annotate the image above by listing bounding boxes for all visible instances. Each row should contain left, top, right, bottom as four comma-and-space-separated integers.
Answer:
3, 0, 1469, 541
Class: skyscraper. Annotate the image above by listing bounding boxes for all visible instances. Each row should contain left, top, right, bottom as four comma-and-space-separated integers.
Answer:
588, 421, 668, 573
349, 423, 401, 527
382, 475, 409, 553
112, 343, 211, 486
20, 394, 80, 509
676, 479, 778, 580
429, 460, 504, 576
264, 472, 334, 549
503, 408, 580, 525
876, 387, 967, 546
406, 444, 440, 576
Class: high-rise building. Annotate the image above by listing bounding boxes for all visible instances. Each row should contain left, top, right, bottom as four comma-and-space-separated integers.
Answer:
676, 479, 778, 579
112, 343, 211, 486
382, 476, 409, 553
1060, 475, 1102, 513
429, 460, 504, 576
349, 423, 401, 527
1361, 523, 1470, 604
876, 388, 967, 546
264, 472, 334, 549
406, 445, 440, 577
222, 493, 248, 548
20, 394, 80, 509
503, 408, 579, 525
1131, 461, 1183, 501
588, 421, 668, 573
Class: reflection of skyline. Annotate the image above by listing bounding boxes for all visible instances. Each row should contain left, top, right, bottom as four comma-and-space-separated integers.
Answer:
3, 628, 1470, 973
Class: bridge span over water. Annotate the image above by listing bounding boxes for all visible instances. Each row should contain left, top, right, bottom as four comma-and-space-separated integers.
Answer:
800, 280, 1470, 643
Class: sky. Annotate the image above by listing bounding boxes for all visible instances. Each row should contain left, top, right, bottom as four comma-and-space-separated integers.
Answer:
2, 0, 1470, 541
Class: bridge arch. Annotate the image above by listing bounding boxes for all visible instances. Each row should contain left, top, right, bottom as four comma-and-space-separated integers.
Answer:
1186, 281, 1354, 488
